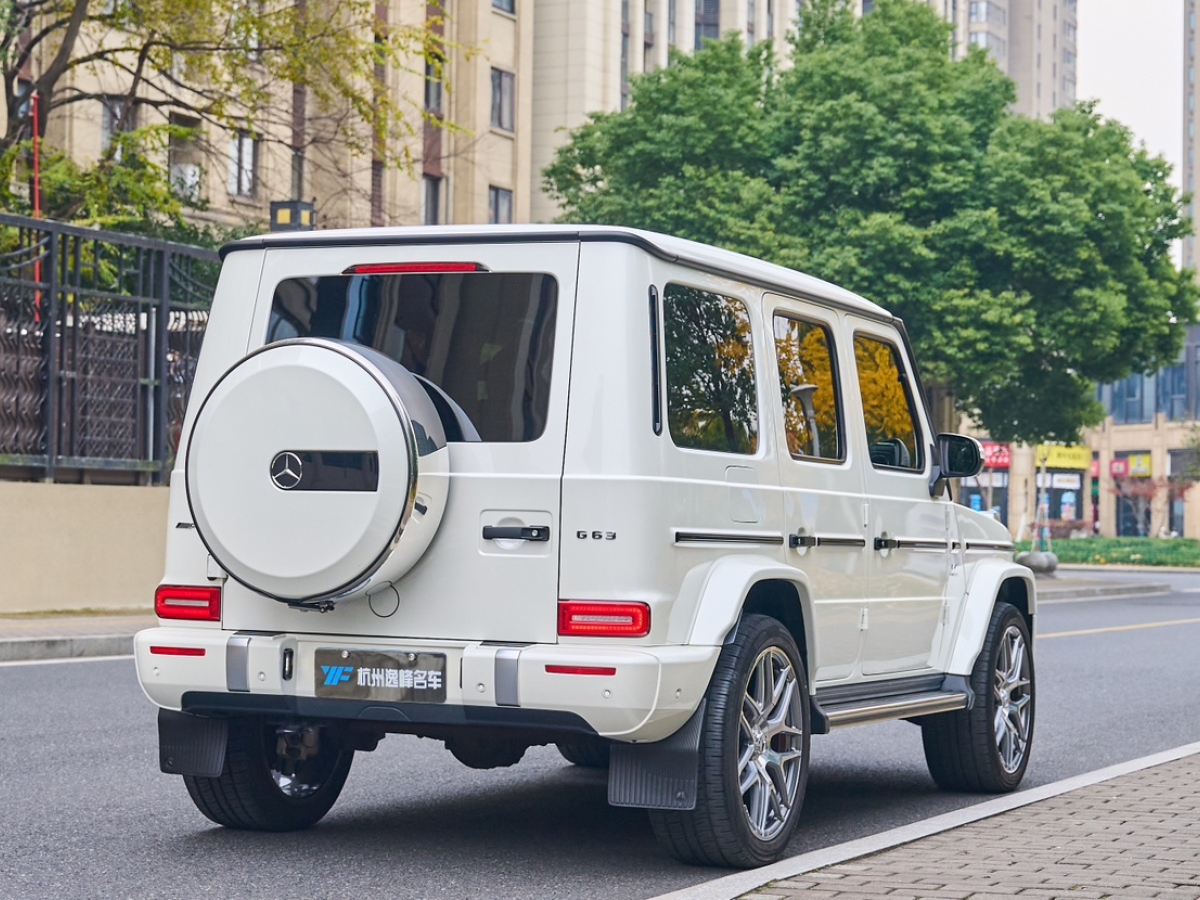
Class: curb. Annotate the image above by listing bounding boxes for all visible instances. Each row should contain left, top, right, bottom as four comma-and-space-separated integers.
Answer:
644, 740, 1200, 900
0, 634, 135, 663
1036, 581, 1170, 601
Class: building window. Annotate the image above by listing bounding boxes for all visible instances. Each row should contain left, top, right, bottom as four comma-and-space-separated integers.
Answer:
669, 0, 677, 46
862, 0, 875, 12
969, 30, 1007, 59
492, 0, 515, 13
488, 186, 513, 224
228, 129, 257, 197
425, 59, 443, 115
767, 0, 775, 38
490, 69, 515, 131
663, 284, 759, 455
1063, 48, 1076, 66
422, 175, 443, 225
969, 1, 1006, 26
747, 0, 756, 44
101, 96, 137, 153
621, 0, 631, 109
695, 0, 719, 49
168, 114, 202, 202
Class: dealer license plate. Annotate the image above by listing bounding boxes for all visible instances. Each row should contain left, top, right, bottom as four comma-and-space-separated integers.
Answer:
314, 649, 447, 703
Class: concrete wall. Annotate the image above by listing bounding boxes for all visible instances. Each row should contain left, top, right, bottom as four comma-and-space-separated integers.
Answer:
0, 483, 167, 614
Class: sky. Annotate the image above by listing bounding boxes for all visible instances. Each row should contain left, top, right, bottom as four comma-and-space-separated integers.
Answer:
1076, 0, 1183, 188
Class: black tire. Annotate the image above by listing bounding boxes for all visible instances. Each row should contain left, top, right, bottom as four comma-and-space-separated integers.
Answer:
649, 614, 810, 868
922, 601, 1035, 793
183, 719, 353, 831
556, 738, 611, 768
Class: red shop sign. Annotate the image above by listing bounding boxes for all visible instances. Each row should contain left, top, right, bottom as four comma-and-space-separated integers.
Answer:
980, 441, 1011, 469
1110, 458, 1129, 478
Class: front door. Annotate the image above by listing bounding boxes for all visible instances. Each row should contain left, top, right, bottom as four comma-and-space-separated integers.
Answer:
846, 317, 950, 676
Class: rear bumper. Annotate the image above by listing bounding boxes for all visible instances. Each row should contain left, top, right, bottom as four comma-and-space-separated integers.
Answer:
135, 627, 720, 742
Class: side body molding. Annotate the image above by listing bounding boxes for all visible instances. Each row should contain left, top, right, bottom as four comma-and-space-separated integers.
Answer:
680, 553, 814, 661
945, 558, 1037, 676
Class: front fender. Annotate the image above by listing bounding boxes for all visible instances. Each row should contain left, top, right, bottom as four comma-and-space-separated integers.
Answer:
946, 558, 1036, 676
676, 554, 813, 650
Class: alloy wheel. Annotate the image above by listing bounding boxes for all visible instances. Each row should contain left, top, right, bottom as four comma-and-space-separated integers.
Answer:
738, 647, 805, 840
993, 624, 1032, 774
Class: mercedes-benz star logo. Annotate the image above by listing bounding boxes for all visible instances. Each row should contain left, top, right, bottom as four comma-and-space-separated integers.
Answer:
270, 451, 303, 490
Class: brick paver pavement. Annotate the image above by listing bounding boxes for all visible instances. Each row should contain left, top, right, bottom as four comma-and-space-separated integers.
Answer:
742, 754, 1200, 900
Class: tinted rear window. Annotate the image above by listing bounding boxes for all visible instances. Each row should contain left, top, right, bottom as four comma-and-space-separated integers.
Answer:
270, 272, 558, 442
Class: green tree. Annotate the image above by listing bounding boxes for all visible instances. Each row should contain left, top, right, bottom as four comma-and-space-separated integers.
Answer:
544, 0, 1198, 444
1, 0, 454, 199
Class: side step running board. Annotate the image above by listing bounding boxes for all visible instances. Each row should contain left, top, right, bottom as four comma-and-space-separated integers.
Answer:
814, 690, 968, 732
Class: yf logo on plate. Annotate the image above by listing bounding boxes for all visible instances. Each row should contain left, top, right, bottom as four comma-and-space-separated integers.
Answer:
321, 665, 354, 686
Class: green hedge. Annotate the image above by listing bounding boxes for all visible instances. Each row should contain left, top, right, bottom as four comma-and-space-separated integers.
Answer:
1014, 537, 1200, 567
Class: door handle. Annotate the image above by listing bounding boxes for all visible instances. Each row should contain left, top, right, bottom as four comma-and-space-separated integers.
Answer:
482, 525, 551, 542
874, 536, 900, 551
788, 533, 818, 549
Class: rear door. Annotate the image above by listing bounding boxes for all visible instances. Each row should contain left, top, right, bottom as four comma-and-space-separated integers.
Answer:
766, 296, 867, 684
222, 240, 579, 643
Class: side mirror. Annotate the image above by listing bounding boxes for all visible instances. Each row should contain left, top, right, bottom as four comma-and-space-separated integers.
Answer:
938, 433, 984, 479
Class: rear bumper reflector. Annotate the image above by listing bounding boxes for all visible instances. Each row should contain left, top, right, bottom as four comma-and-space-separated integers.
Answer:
545, 665, 617, 676
149, 646, 206, 657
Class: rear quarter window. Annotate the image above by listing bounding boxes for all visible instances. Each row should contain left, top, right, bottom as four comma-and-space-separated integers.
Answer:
662, 283, 759, 455
269, 271, 557, 442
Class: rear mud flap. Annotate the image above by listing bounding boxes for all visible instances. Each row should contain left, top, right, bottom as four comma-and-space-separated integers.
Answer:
608, 701, 705, 810
158, 709, 228, 777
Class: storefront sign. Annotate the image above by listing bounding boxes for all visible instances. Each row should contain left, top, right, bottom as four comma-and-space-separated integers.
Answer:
1127, 453, 1152, 477
1037, 473, 1083, 489
1091, 459, 1100, 479
1034, 444, 1091, 470
1110, 458, 1128, 478
980, 441, 1011, 469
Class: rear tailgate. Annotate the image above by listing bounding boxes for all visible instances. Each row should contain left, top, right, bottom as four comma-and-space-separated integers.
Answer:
216, 239, 580, 643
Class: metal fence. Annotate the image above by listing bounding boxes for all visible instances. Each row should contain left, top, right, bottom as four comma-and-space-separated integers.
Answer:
0, 212, 220, 483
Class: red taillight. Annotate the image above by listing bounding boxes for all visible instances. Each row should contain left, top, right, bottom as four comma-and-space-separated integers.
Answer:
558, 601, 650, 638
545, 665, 617, 676
154, 585, 221, 621
149, 646, 206, 656
343, 262, 487, 275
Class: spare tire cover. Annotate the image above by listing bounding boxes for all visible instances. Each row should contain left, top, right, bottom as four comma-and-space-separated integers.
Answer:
186, 338, 447, 603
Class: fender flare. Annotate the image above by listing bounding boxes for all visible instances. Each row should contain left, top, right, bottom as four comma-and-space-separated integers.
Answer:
679, 553, 815, 662
946, 558, 1037, 676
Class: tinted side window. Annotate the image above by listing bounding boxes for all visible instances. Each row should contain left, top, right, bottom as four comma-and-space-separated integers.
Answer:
270, 272, 557, 442
663, 284, 758, 455
774, 315, 842, 461
853, 334, 923, 471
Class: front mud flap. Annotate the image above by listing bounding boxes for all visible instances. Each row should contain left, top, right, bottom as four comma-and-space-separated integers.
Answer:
158, 709, 228, 777
607, 701, 705, 810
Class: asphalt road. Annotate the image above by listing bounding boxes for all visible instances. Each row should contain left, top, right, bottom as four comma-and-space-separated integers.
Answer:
2, 570, 1200, 900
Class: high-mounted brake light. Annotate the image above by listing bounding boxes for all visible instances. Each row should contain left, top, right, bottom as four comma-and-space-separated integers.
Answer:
343, 262, 488, 275
149, 646, 206, 657
154, 585, 221, 622
558, 601, 651, 638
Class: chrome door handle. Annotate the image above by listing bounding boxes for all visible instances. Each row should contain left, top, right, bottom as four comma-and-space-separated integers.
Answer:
874, 537, 900, 551
482, 525, 551, 542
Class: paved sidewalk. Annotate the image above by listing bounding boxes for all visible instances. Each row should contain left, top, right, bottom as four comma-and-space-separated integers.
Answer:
0, 612, 154, 662
741, 752, 1200, 900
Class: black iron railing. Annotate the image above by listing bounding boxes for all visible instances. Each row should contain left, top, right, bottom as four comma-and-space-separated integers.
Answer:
0, 212, 220, 483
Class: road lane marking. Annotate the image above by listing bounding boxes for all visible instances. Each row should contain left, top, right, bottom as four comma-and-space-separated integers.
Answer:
1040, 617, 1200, 639
643, 739, 1200, 900
0, 654, 133, 668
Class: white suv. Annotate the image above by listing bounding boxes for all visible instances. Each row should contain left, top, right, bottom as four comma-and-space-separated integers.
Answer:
137, 225, 1035, 868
